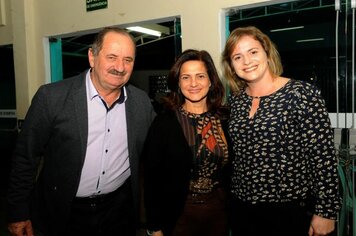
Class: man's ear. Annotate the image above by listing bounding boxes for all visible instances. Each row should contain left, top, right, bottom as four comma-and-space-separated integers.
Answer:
88, 48, 95, 68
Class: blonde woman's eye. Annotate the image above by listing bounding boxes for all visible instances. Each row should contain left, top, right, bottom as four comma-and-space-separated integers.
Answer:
233, 56, 241, 61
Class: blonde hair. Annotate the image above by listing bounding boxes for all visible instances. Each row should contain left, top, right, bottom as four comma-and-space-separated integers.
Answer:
221, 26, 283, 94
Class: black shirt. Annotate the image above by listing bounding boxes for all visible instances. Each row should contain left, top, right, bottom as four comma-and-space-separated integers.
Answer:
228, 79, 340, 219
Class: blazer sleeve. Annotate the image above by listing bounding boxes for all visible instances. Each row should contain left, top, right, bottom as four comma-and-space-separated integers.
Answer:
7, 85, 53, 222
143, 114, 171, 231
143, 112, 192, 233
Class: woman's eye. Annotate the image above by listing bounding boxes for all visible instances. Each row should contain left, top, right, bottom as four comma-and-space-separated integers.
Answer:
233, 56, 241, 61
199, 75, 207, 79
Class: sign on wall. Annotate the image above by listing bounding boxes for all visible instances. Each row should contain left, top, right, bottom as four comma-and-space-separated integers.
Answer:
0, 0, 6, 26
86, 0, 108, 12
0, 109, 16, 118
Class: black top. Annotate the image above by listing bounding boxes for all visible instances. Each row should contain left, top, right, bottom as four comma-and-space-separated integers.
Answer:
228, 79, 340, 219
143, 109, 231, 235
175, 108, 229, 194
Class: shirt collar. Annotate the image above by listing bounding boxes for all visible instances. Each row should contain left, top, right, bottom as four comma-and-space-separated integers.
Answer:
86, 69, 127, 104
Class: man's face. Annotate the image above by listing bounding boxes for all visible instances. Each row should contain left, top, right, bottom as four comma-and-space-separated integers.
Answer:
88, 32, 135, 92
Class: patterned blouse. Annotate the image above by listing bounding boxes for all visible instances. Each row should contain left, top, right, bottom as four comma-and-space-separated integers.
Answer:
228, 79, 341, 219
176, 107, 229, 194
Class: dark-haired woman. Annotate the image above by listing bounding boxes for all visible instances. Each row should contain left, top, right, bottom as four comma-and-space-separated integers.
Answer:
143, 49, 230, 236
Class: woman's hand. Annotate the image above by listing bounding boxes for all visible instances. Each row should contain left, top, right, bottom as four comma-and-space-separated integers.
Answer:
308, 214, 335, 236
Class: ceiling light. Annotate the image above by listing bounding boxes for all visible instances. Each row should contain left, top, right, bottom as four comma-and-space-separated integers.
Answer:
126, 26, 162, 37
270, 26, 304, 32
296, 38, 324, 43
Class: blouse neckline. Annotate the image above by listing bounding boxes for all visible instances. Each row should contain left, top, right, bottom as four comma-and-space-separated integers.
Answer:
244, 79, 292, 99
179, 106, 211, 119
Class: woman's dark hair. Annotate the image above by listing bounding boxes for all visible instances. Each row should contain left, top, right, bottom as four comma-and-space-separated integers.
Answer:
163, 49, 227, 115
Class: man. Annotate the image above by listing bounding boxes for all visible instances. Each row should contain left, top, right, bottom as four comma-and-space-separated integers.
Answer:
7, 27, 155, 236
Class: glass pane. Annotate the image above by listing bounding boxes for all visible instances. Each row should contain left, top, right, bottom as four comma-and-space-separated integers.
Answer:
227, 1, 356, 236
228, 0, 337, 112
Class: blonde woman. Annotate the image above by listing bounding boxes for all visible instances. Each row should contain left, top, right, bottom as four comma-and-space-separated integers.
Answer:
222, 26, 340, 236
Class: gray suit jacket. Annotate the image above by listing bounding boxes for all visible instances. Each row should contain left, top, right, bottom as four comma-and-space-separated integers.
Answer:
7, 71, 155, 235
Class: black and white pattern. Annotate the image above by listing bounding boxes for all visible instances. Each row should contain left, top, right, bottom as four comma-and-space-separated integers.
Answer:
228, 79, 341, 219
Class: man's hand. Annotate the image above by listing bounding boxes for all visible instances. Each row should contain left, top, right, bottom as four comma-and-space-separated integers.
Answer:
8, 220, 34, 236
308, 214, 335, 236
151, 230, 164, 236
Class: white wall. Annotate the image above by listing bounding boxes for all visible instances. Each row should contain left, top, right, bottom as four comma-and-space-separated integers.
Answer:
0, 0, 270, 118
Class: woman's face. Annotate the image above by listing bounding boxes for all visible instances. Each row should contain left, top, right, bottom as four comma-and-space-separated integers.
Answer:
230, 35, 269, 83
179, 60, 211, 106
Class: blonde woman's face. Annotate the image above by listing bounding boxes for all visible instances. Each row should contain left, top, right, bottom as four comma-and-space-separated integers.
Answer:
230, 35, 269, 83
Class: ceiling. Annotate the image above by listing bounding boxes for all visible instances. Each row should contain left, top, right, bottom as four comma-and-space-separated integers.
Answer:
60, 21, 180, 78
1, 0, 353, 113
57, 0, 346, 81
228, 0, 337, 51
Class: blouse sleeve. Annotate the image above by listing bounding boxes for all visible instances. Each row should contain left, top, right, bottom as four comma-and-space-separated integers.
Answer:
297, 82, 341, 219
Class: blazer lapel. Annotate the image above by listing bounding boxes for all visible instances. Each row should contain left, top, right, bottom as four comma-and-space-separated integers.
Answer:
125, 86, 135, 158
72, 72, 89, 163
